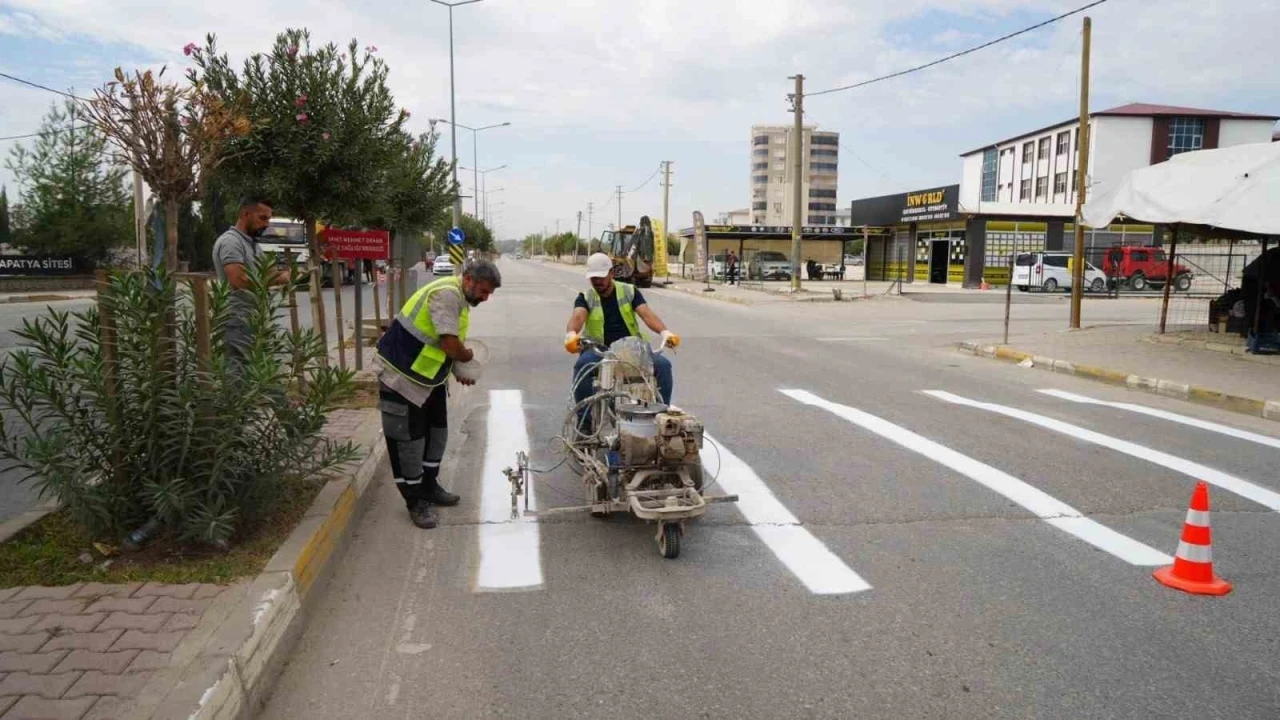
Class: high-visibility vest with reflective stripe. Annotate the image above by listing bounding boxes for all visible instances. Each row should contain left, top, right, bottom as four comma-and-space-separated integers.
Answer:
583, 281, 643, 345
376, 276, 470, 388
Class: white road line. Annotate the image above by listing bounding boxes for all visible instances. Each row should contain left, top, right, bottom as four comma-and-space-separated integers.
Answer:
926, 390, 1280, 512
816, 336, 887, 342
780, 389, 1172, 566
703, 433, 872, 595
476, 390, 543, 592
1038, 389, 1280, 451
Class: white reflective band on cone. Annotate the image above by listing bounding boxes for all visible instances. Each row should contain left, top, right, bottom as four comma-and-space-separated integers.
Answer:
1176, 541, 1213, 564
1185, 509, 1211, 527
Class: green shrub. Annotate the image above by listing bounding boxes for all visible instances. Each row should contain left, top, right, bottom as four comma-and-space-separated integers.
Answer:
0, 256, 359, 548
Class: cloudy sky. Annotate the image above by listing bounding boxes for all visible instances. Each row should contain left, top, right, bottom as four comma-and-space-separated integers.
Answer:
1, 0, 1277, 240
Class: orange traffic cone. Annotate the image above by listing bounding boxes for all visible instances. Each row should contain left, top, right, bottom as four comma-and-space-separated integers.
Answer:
1153, 482, 1232, 596
979, 276, 991, 290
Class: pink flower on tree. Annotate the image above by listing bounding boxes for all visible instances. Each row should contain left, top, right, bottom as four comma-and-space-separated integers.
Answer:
287, 45, 299, 59
296, 112, 309, 124
322, 131, 331, 141
401, 109, 411, 119
366, 45, 378, 53
294, 94, 308, 108
183, 42, 198, 56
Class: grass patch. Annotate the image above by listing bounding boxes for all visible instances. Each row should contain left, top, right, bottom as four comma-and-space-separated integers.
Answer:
0, 477, 326, 587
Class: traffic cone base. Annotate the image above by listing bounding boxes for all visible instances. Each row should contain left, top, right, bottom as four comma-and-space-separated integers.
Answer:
1153, 565, 1232, 596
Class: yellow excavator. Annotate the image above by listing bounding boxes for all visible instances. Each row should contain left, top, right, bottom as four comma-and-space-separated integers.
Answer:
600, 215, 655, 288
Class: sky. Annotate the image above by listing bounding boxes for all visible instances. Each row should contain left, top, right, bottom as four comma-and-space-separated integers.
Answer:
1, 0, 1278, 241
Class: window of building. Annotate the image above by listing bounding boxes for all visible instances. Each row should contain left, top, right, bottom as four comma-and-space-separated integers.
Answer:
811, 135, 838, 146
1072, 170, 1078, 192
811, 148, 839, 157
1020, 178, 1032, 200
808, 188, 837, 198
1035, 176, 1048, 197
774, 202, 783, 214
807, 216, 833, 224
809, 162, 838, 173
774, 175, 784, 184
981, 148, 999, 202
1168, 117, 1205, 157
1022, 141, 1034, 164
753, 175, 768, 184
753, 148, 769, 158
1054, 172, 1067, 195
808, 202, 836, 211
1056, 131, 1070, 156
753, 162, 768, 171
752, 201, 767, 211
1037, 137, 1050, 160
753, 135, 770, 146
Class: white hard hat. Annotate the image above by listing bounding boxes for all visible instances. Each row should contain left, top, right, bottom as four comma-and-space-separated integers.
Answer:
585, 253, 613, 279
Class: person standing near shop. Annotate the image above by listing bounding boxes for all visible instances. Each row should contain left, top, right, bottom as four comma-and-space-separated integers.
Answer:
373, 260, 502, 529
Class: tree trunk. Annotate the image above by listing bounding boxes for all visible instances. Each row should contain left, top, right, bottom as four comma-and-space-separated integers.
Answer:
304, 215, 329, 366
164, 199, 180, 271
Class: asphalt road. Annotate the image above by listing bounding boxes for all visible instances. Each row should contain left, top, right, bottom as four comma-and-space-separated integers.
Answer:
258, 258, 1280, 718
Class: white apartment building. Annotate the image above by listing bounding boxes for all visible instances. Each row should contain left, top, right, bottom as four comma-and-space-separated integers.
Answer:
959, 103, 1278, 216
751, 125, 840, 226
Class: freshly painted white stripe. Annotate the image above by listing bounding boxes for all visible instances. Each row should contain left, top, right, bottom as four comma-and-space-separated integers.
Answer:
704, 433, 871, 595
926, 390, 1280, 512
1185, 509, 1211, 527
781, 389, 1172, 566
1038, 389, 1280, 450
476, 390, 542, 592
1176, 541, 1213, 563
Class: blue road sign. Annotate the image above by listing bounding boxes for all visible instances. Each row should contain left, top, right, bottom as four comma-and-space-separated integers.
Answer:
448, 227, 466, 245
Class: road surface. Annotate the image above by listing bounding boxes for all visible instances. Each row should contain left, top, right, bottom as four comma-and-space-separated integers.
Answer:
258, 259, 1280, 719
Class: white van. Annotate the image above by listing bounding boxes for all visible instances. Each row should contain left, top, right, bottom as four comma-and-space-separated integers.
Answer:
1013, 252, 1107, 293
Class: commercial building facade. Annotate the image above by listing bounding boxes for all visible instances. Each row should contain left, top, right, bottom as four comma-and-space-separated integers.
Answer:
751, 125, 840, 227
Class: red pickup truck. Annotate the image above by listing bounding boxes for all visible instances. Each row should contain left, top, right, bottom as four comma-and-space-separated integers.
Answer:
1103, 245, 1193, 292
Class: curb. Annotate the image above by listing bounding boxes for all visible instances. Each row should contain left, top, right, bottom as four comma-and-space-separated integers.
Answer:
0, 499, 61, 544
129, 409, 387, 720
0, 293, 83, 304
957, 340, 1280, 423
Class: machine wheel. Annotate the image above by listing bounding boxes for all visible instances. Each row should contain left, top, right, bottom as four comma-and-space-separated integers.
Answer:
1090, 278, 1105, 293
1042, 278, 1059, 293
1017, 285, 1029, 292
1129, 273, 1148, 292
1174, 273, 1192, 292
658, 523, 681, 559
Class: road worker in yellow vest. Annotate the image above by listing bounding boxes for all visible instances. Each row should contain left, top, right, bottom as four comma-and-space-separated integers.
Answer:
564, 253, 678, 424
374, 259, 501, 529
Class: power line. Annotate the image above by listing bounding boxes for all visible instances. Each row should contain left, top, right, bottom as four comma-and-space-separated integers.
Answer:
840, 143, 906, 189
0, 125, 96, 143
625, 163, 662, 193
807, 0, 1108, 98
0, 71, 88, 102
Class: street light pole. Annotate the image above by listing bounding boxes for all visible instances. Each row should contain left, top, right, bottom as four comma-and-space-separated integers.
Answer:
429, 0, 484, 230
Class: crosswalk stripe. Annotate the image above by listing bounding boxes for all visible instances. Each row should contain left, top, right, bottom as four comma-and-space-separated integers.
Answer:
1038, 389, 1280, 451
781, 389, 1172, 566
704, 433, 872, 595
926, 391, 1280, 512
476, 390, 543, 592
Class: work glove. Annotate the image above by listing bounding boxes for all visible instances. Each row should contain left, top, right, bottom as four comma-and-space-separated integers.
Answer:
564, 331, 582, 354
660, 330, 680, 349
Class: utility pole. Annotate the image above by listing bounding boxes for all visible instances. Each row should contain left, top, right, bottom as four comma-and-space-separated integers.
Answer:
661, 160, 672, 278
616, 185, 623, 230
788, 73, 805, 292
575, 210, 583, 264
1069, 16, 1092, 330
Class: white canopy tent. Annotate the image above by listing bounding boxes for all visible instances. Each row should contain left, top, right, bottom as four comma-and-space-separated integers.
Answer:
1083, 142, 1280, 235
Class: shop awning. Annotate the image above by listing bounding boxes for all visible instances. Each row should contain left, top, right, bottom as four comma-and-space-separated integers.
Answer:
1083, 142, 1280, 236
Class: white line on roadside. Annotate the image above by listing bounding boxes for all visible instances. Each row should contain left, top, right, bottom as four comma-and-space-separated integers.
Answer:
476, 390, 543, 592
816, 336, 887, 343
704, 433, 872, 595
1037, 389, 1280, 451
926, 391, 1280, 512
780, 389, 1172, 566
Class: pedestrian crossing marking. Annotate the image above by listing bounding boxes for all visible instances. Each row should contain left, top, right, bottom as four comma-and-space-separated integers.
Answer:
926, 391, 1280, 512
1038, 389, 1280, 451
704, 433, 872, 595
476, 390, 543, 592
781, 389, 1173, 566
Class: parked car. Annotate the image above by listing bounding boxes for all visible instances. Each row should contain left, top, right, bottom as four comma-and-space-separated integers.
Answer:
708, 251, 732, 279
1103, 245, 1193, 292
749, 251, 792, 280
1013, 252, 1107, 293
843, 254, 864, 266
432, 257, 454, 276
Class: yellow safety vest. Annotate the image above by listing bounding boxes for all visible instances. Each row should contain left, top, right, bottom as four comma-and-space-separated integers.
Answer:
583, 281, 643, 345
376, 276, 470, 388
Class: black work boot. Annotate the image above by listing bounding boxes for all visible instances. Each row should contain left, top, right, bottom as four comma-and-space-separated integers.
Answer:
423, 480, 460, 507
409, 500, 438, 529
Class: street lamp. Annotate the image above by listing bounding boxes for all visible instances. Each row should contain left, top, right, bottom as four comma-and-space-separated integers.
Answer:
483, 187, 505, 224
428, 0, 486, 230
459, 164, 507, 223
433, 118, 510, 217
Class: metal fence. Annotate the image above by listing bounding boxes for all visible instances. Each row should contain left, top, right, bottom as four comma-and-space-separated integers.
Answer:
1160, 240, 1271, 338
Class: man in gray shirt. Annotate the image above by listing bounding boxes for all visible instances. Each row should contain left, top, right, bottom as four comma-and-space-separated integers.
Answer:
213, 196, 290, 358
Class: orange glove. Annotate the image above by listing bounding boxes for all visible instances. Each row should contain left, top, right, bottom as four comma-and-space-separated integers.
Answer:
661, 330, 680, 349
564, 332, 582, 354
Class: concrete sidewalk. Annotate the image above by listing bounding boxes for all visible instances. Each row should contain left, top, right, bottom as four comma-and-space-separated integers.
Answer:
0, 291, 96, 305
960, 324, 1280, 421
